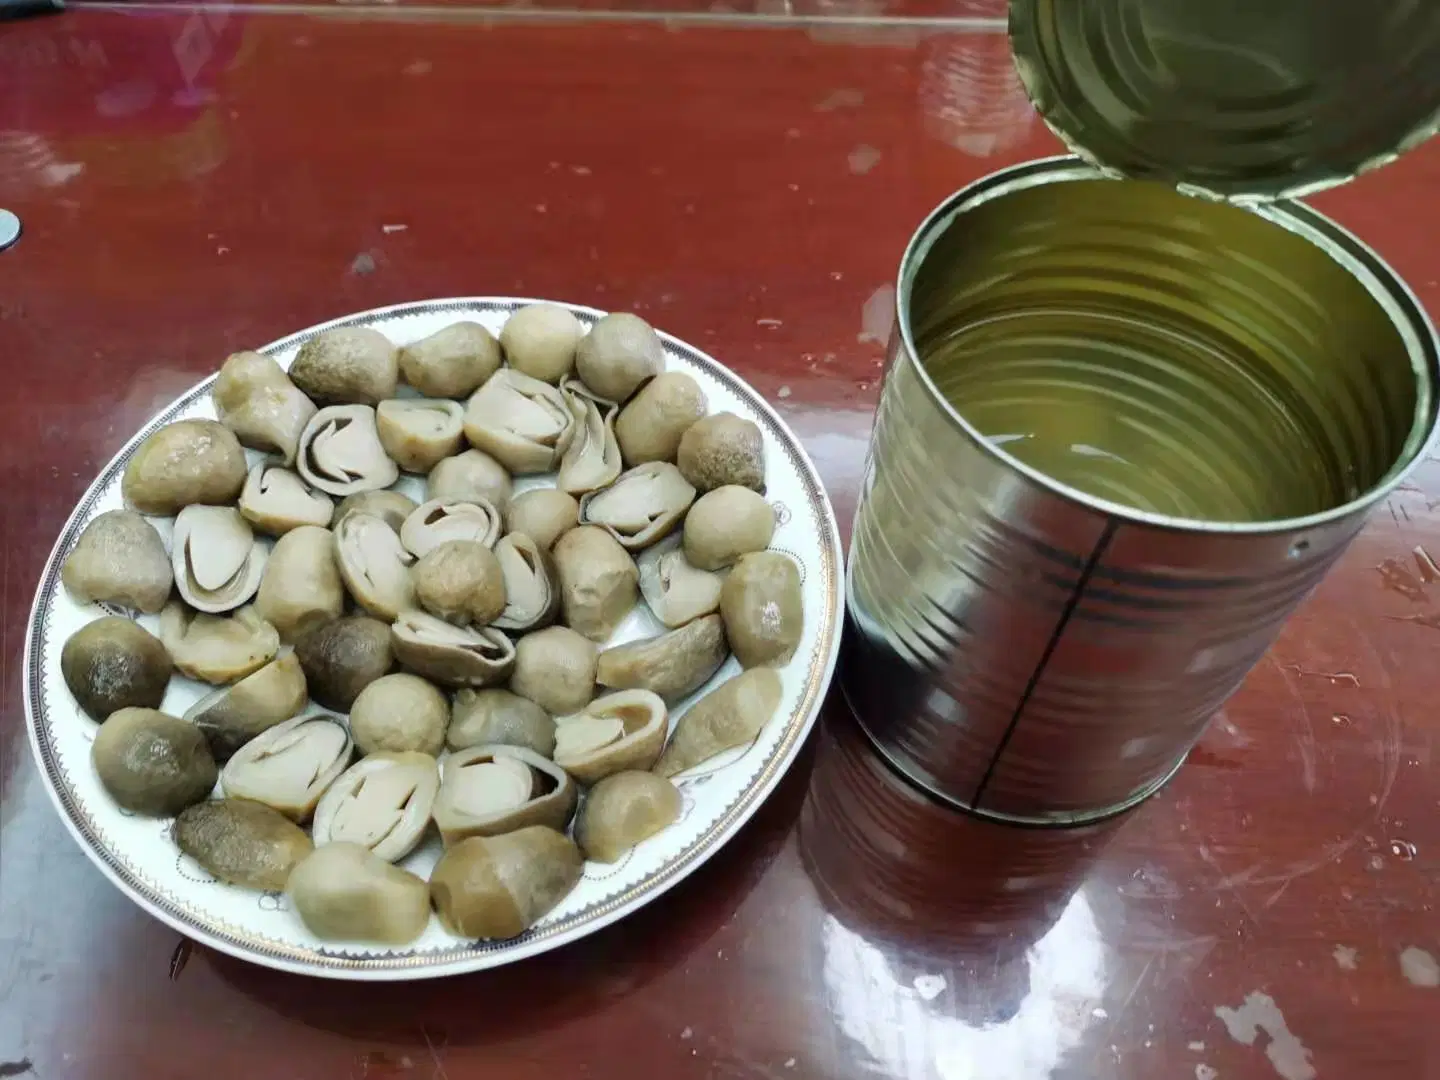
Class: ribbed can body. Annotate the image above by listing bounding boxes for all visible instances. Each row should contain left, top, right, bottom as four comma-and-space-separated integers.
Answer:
844, 158, 1440, 825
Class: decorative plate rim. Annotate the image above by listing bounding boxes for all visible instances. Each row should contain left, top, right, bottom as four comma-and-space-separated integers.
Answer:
22, 296, 843, 981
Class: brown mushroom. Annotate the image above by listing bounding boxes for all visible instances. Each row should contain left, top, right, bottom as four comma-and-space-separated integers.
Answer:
615, 371, 707, 466
596, 615, 729, 703
212, 350, 317, 465
551, 525, 638, 641
636, 534, 724, 629
171, 505, 267, 614
175, 799, 313, 891
400, 498, 502, 558
311, 753, 439, 862
500, 303, 582, 384
426, 449, 513, 512
430, 827, 582, 940
348, 673, 448, 756
682, 485, 775, 571
61, 617, 173, 721
288, 842, 431, 945
159, 602, 280, 685
449, 688, 556, 757
122, 419, 247, 516
575, 771, 682, 863
184, 652, 308, 761
294, 615, 394, 711
411, 540, 507, 626
654, 667, 782, 778
288, 326, 398, 405
490, 533, 558, 632
556, 378, 622, 495
505, 488, 578, 550
719, 551, 804, 667
574, 312, 664, 403
61, 510, 173, 613
676, 412, 765, 492
509, 626, 597, 715
254, 525, 345, 642
334, 511, 416, 620
333, 489, 417, 535
92, 708, 217, 816
579, 462, 695, 551
398, 321, 501, 398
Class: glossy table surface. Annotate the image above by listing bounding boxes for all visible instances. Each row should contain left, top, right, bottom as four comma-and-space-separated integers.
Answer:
3, 4, 1440, 1079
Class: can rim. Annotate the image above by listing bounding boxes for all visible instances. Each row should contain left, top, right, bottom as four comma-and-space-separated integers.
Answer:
894, 156, 1440, 537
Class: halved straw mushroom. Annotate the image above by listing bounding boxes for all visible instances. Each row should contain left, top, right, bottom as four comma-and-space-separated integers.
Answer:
596, 614, 728, 703
311, 751, 439, 862
212, 350, 317, 465
172, 505, 267, 614
491, 533, 558, 632
463, 369, 576, 474
579, 462, 695, 551
334, 511, 415, 620
159, 602, 280, 685
426, 449, 513, 511
391, 610, 516, 688
220, 712, 353, 822
238, 463, 334, 536
399, 498, 502, 558
553, 689, 667, 784
61, 509, 173, 613
432, 744, 576, 845
636, 534, 724, 629
184, 652, 308, 761
296, 405, 399, 497
556, 377, 622, 495
376, 398, 465, 473
333, 489, 416, 535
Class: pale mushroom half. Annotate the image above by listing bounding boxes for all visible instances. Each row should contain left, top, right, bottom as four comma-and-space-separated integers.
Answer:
492, 533, 559, 632
220, 712, 353, 822
334, 511, 415, 619
311, 751, 439, 862
239, 463, 334, 536
557, 378, 622, 495
184, 651, 309, 760
297, 405, 400, 496
637, 534, 724, 629
171, 505, 268, 614
553, 689, 668, 784
432, 744, 576, 846
159, 602, 280, 685
399, 498, 502, 558
376, 398, 465, 474
463, 370, 576, 474
579, 462, 696, 551
391, 610, 517, 688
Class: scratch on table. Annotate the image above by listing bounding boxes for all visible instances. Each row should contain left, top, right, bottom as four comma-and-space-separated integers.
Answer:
1273, 658, 1318, 793
420, 1027, 449, 1080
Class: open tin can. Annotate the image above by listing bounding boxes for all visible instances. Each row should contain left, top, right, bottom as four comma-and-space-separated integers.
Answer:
843, 0, 1440, 825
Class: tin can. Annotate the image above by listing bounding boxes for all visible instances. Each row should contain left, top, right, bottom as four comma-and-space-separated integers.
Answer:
843, 156, 1440, 824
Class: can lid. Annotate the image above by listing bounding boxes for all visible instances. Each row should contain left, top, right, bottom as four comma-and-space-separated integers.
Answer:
1009, 0, 1440, 202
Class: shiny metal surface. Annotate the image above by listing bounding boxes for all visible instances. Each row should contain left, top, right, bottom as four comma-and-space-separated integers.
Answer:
1009, 0, 1440, 201
845, 157, 1440, 823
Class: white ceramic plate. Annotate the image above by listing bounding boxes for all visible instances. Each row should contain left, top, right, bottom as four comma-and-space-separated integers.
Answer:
23, 297, 843, 980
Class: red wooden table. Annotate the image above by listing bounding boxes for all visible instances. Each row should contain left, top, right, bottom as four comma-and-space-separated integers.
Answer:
1, 5, 1438, 1078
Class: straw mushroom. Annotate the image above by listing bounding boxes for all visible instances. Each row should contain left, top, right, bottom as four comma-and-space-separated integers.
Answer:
294, 615, 393, 711
430, 827, 582, 940
676, 412, 765, 492
574, 312, 664, 403
719, 551, 803, 667
288, 842, 431, 945
334, 511, 416, 620
596, 615, 728, 703
390, 610, 516, 688
615, 371, 707, 466
171, 505, 267, 614
654, 667, 782, 778
220, 712, 353, 822
254, 525, 345, 642
174, 799, 313, 890
556, 378, 622, 495
61, 617, 173, 722
212, 350, 317, 465
682, 486, 775, 571
449, 688, 556, 757
411, 540, 507, 626
122, 419, 247, 515
288, 326, 398, 405
159, 602, 280, 685
463, 369, 575, 474
296, 405, 399, 497
398, 321, 501, 399
500, 303, 582, 384
92, 708, 217, 817
311, 753, 439, 862
504, 488, 578, 550
432, 744, 576, 845
62, 510, 173, 613
637, 534, 724, 628
579, 462, 695, 551
509, 626, 596, 716
184, 652, 309, 760
426, 450, 513, 512
348, 673, 448, 756
552, 525, 638, 641
576, 771, 682, 863
553, 689, 667, 784
239, 463, 334, 536
376, 398, 465, 473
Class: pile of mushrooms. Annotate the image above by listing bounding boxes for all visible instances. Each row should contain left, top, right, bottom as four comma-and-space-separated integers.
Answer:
58, 306, 803, 948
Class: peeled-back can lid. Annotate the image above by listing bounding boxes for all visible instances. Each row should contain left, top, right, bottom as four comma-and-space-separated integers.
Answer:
1009, 0, 1440, 202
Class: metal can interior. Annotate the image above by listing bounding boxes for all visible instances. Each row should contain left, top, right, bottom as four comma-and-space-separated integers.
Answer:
844, 157, 1439, 825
